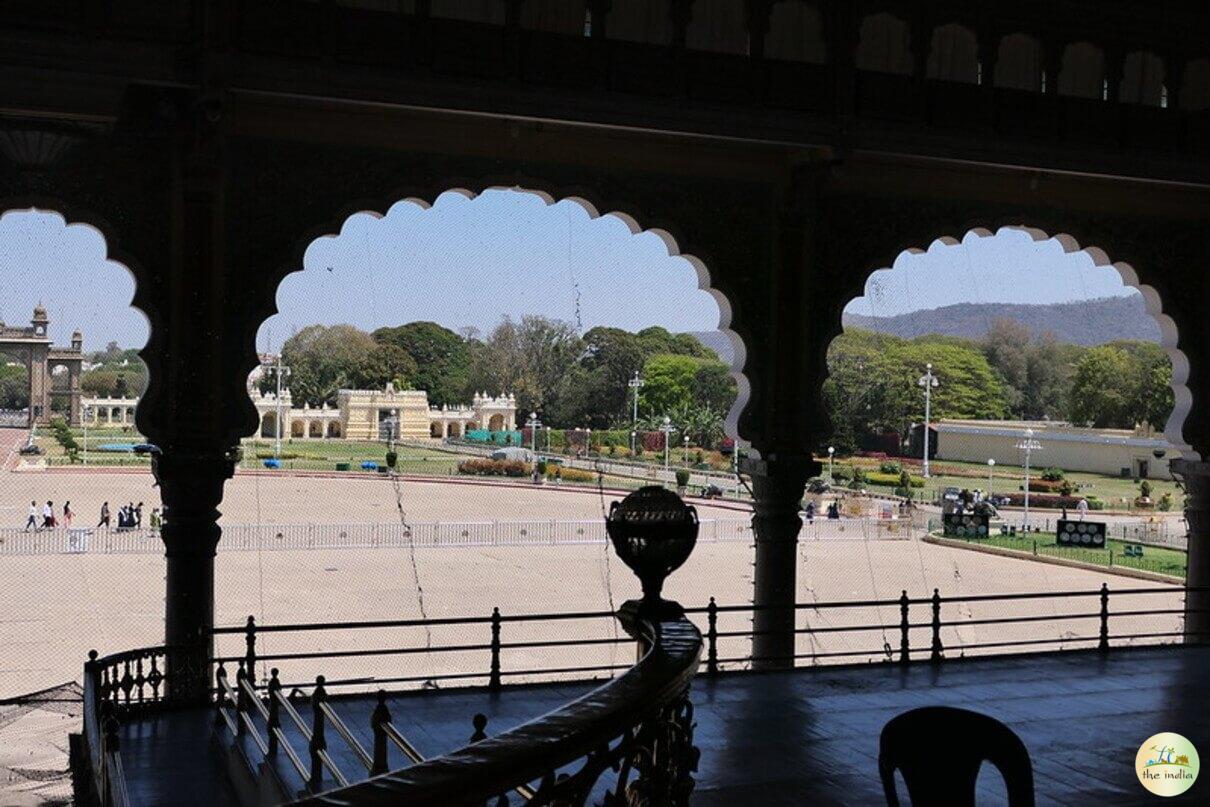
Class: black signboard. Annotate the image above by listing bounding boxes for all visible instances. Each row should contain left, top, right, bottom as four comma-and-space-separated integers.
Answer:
1056, 519, 1107, 549
943, 512, 989, 538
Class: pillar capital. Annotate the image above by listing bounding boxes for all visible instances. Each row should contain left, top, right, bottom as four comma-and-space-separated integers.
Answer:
156, 449, 235, 557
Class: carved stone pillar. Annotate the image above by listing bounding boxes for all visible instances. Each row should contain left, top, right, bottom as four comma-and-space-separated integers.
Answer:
748, 455, 815, 669
1172, 459, 1210, 642
161, 451, 234, 700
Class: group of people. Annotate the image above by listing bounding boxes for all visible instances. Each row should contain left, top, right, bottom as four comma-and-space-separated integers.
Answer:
23, 500, 161, 532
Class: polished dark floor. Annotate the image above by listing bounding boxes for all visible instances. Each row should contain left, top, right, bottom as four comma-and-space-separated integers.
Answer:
117, 646, 1210, 805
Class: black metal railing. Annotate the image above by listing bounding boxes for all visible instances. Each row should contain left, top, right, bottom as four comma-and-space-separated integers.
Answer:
689, 585, 1210, 670
83, 584, 1210, 802
290, 601, 702, 805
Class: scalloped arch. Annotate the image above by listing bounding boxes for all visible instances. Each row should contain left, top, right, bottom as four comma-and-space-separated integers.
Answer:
846, 224, 1196, 459
265, 185, 753, 445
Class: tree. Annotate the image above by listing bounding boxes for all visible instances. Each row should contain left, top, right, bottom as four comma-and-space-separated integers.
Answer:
349, 342, 418, 391
0, 363, 28, 409
279, 324, 377, 407
639, 353, 700, 415
824, 329, 1010, 449
635, 326, 711, 360
464, 316, 582, 415
372, 321, 470, 408
1067, 346, 1137, 427
691, 361, 737, 415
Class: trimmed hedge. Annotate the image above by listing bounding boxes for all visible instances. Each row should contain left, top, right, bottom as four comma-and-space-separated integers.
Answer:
458, 458, 531, 478
865, 471, 925, 488
548, 466, 595, 483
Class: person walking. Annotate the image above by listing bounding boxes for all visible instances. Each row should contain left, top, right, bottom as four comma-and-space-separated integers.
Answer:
98, 501, 110, 529
42, 501, 54, 530
25, 500, 37, 531
135, 502, 144, 529
63, 501, 73, 528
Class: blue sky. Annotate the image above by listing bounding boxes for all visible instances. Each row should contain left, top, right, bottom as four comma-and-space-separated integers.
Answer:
0, 194, 1138, 352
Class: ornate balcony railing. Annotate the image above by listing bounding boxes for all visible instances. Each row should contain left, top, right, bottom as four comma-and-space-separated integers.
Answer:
81, 584, 1210, 804
211, 600, 703, 805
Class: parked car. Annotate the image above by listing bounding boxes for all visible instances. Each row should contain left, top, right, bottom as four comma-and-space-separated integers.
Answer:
490, 447, 534, 463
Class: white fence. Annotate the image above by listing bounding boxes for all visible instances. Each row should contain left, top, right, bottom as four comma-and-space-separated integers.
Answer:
0, 516, 917, 555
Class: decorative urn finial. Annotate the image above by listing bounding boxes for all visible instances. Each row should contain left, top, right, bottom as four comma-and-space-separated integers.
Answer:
605, 485, 699, 604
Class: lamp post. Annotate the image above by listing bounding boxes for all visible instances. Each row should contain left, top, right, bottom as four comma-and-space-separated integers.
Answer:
628, 370, 644, 430
827, 446, 835, 480
1016, 428, 1043, 531
266, 353, 291, 459
526, 412, 539, 452
683, 434, 690, 465
987, 458, 995, 496
585, 427, 592, 457
918, 364, 939, 478
630, 429, 637, 454
82, 405, 92, 465
659, 416, 676, 472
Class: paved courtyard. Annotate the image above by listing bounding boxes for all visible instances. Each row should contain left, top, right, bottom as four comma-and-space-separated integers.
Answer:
0, 461, 1188, 804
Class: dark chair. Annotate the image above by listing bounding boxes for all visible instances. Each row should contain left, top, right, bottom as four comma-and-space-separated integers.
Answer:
878, 706, 1034, 807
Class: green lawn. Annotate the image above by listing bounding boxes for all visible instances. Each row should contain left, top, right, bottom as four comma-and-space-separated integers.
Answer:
840, 455, 1183, 511
944, 530, 1186, 579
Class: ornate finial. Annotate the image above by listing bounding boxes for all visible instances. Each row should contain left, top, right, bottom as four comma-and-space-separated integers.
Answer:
470, 713, 488, 743
605, 486, 699, 604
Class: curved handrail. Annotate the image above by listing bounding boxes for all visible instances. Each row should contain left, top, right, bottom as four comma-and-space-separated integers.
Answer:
294, 600, 702, 806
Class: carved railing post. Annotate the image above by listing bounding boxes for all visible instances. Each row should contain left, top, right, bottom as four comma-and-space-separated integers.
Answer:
899, 590, 910, 665
930, 588, 944, 662
267, 669, 282, 757
489, 606, 502, 691
310, 676, 328, 787
371, 690, 390, 775
244, 615, 257, 686
706, 597, 718, 676
1099, 583, 1110, 652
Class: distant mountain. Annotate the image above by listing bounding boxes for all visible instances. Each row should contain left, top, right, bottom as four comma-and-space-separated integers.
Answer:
686, 330, 737, 365
842, 296, 1160, 346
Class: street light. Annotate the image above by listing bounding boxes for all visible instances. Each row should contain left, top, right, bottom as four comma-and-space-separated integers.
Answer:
918, 363, 939, 478
827, 446, 835, 480
526, 412, 540, 452
1015, 428, 1043, 531
585, 427, 592, 456
659, 416, 676, 471
82, 405, 92, 466
264, 353, 291, 459
630, 429, 637, 453
987, 458, 995, 496
628, 370, 645, 430
683, 434, 690, 465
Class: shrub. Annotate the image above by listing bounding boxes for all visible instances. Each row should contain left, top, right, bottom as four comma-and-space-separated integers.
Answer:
831, 465, 852, 482
879, 461, 902, 475
1158, 492, 1174, 511
694, 450, 704, 465
1086, 497, 1106, 510
1041, 467, 1066, 482
256, 451, 300, 460
1027, 478, 1065, 493
865, 471, 924, 488
457, 458, 531, 478
548, 466, 595, 483
1139, 480, 1153, 499
536, 459, 548, 476
675, 469, 690, 488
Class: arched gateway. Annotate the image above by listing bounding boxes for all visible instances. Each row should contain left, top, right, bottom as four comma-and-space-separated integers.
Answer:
0, 304, 84, 427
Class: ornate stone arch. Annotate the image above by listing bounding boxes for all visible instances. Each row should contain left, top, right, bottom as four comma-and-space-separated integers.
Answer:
823, 220, 1198, 458
243, 180, 756, 453
0, 202, 152, 429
